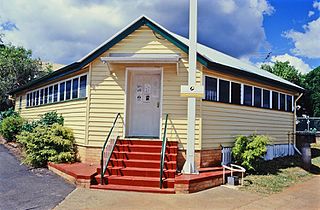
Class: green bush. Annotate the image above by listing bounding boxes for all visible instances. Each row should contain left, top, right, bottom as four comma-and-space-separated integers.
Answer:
21, 111, 64, 133
17, 123, 75, 167
0, 115, 24, 141
39, 111, 64, 126
0, 108, 19, 123
232, 134, 269, 171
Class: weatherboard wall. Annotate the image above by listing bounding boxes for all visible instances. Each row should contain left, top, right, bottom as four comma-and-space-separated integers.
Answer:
87, 25, 202, 150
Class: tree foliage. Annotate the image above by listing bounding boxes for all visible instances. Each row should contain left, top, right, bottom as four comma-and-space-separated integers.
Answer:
0, 43, 51, 110
304, 67, 320, 117
261, 61, 304, 86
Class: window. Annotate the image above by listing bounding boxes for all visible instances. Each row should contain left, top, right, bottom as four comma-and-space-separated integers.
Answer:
66, 80, 71, 100
48, 86, 53, 103
53, 84, 58, 102
272, 92, 278, 110
244, 85, 252, 106
79, 75, 87, 98
19, 96, 22, 110
254, 87, 261, 108
219, 79, 230, 103
36, 90, 39, 106
26, 94, 30, 107
60, 82, 65, 101
32, 92, 36, 106
231, 82, 241, 105
72, 78, 79, 99
44, 88, 48, 104
263, 89, 270, 108
280, 93, 285, 111
286, 95, 292, 112
40, 89, 44, 105
205, 76, 217, 101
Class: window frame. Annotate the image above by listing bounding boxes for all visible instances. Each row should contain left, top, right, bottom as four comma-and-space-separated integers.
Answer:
25, 73, 87, 108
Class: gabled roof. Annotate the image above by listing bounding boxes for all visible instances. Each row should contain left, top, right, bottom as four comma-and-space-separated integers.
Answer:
9, 15, 303, 94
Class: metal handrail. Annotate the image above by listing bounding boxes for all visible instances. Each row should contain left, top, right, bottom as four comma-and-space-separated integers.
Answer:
100, 113, 121, 184
160, 114, 169, 189
222, 164, 246, 186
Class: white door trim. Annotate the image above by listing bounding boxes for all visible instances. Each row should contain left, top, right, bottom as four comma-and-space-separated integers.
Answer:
124, 67, 163, 138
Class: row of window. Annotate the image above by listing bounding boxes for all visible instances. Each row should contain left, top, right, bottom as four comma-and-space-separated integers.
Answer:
26, 74, 87, 107
204, 76, 294, 112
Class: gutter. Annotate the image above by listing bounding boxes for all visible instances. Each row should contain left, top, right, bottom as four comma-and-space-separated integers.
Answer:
293, 93, 304, 155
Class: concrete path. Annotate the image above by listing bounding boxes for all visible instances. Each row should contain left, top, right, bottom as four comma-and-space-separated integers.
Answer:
55, 176, 320, 210
0, 144, 75, 210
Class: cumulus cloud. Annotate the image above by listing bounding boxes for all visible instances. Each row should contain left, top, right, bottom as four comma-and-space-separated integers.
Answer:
0, 0, 274, 64
284, 18, 320, 59
308, 11, 315, 17
313, 0, 320, 10
257, 53, 312, 74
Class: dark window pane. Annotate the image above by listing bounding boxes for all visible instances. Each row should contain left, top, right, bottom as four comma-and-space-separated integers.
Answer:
40, 89, 44, 105
27, 94, 30, 107
53, 84, 58, 102
254, 87, 261, 107
280, 93, 285, 111
219, 79, 230, 103
79, 75, 87, 98
205, 76, 217, 101
48, 86, 53, 103
287, 95, 292, 112
263, 89, 270, 108
44, 88, 48, 104
72, 78, 79, 99
66, 80, 71, 100
231, 82, 241, 105
272, 92, 278, 110
32, 92, 36, 106
60, 82, 65, 101
244, 85, 252, 106
36, 90, 39, 106
19, 96, 22, 109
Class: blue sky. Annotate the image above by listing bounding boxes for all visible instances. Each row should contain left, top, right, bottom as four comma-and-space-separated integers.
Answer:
0, 0, 319, 73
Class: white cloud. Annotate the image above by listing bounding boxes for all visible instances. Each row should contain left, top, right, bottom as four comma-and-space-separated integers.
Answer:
257, 53, 311, 74
313, 0, 320, 10
284, 18, 320, 59
0, 0, 274, 64
308, 11, 315, 17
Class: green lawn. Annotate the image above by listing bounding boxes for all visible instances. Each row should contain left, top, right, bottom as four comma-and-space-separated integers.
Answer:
240, 143, 320, 194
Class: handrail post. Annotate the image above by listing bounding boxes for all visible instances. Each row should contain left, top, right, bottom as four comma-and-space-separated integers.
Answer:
160, 114, 169, 189
100, 113, 121, 185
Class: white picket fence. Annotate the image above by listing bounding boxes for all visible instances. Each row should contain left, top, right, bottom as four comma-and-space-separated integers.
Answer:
221, 144, 295, 165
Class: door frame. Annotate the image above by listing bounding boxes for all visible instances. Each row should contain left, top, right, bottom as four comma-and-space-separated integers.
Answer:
124, 67, 163, 138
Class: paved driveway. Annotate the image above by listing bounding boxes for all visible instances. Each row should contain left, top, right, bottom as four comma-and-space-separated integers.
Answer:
0, 144, 75, 210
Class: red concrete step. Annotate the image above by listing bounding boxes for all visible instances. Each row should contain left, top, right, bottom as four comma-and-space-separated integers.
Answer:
111, 151, 177, 161
108, 159, 177, 170
90, 184, 175, 194
117, 139, 178, 147
104, 175, 175, 188
114, 144, 178, 154
107, 167, 176, 178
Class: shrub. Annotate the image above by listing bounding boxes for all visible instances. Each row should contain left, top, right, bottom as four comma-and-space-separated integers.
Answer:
0, 108, 19, 123
21, 111, 64, 133
17, 123, 75, 167
232, 134, 269, 171
0, 115, 24, 141
39, 111, 64, 126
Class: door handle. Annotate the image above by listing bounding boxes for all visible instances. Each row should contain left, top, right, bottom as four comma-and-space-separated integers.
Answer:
157, 102, 160, 108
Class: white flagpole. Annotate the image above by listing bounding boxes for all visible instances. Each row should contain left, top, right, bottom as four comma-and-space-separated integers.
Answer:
182, 0, 198, 174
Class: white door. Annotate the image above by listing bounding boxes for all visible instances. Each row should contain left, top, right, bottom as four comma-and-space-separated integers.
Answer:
128, 73, 161, 137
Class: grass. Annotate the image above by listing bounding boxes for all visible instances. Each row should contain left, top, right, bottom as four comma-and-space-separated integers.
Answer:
240, 143, 320, 194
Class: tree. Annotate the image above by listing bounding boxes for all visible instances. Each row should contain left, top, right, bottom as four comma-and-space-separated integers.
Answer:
261, 61, 305, 86
0, 43, 51, 110
304, 66, 320, 117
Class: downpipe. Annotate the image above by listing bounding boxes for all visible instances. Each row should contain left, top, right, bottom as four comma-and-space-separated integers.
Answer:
293, 93, 303, 155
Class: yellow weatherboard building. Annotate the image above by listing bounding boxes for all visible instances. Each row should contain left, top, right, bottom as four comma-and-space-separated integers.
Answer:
10, 16, 303, 170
